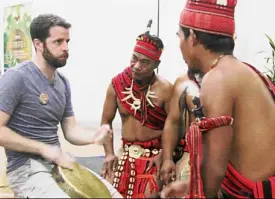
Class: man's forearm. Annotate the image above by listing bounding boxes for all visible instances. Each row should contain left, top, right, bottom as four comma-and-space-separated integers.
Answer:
103, 135, 114, 155
201, 128, 233, 198
100, 122, 115, 156
64, 125, 97, 145
0, 126, 46, 155
162, 122, 180, 160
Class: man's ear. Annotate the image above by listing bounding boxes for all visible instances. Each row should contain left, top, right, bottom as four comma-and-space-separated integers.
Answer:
33, 38, 44, 52
189, 29, 199, 46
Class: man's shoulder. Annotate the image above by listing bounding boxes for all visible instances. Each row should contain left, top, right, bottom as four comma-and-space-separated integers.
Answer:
111, 66, 129, 80
173, 73, 198, 95
5, 61, 32, 74
200, 61, 240, 97
55, 71, 72, 95
1, 61, 33, 81
202, 59, 240, 88
156, 75, 173, 90
174, 73, 190, 85
56, 71, 70, 85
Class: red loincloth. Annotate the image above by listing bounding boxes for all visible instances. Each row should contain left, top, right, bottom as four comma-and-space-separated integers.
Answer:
113, 138, 162, 198
185, 63, 275, 198
221, 163, 275, 198
112, 67, 167, 130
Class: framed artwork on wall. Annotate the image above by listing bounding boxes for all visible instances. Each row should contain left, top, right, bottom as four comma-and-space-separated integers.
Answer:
3, 3, 32, 72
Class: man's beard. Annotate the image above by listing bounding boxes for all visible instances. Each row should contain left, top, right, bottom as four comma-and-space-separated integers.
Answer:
42, 44, 68, 69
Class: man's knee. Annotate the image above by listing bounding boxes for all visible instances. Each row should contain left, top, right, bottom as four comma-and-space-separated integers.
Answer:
8, 159, 69, 198
24, 171, 69, 198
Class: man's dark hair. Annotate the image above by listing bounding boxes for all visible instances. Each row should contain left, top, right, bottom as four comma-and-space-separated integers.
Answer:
30, 14, 71, 42
137, 33, 164, 51
181, 27, 234, 54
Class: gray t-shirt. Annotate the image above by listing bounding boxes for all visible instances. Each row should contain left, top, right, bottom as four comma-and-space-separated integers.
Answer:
0, 61, 74, 173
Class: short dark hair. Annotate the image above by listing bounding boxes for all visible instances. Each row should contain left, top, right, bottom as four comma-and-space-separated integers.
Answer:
181, 27, 234, 54
137, 33, 164, 51
30, 14, 71, 42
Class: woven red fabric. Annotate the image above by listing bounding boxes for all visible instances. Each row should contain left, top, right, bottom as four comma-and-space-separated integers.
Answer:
134, 35, 163, 61
185, 116, 233, 198
185, 62, 275, 198
179, 0, 237, 37
112, 67, 167, 130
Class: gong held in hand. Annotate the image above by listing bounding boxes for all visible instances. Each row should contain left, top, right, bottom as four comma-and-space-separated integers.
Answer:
52, 162, 112, 198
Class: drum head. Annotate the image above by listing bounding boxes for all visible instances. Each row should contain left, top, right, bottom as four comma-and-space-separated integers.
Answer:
52, 162, 112, 198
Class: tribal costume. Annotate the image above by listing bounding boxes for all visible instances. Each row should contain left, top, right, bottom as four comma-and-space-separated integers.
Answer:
111, 31, 166, 198
178, 1, 275, 198
186, 63, 275, 198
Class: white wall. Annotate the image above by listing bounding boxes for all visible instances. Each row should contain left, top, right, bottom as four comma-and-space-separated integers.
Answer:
0, 0, 274, 125
60, 0, 160, 125
234, 0, 275, 70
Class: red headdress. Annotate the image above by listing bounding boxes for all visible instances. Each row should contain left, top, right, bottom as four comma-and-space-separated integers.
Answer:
180, 0, 237, 37
133, 20, 163, 61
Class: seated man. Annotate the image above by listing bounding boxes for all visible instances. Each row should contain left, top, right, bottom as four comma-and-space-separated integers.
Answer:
0, 14, 114, 198
98, 28, 173, 198
162, 0, 275, 198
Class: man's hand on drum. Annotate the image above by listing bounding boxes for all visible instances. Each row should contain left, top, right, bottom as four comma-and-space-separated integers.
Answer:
160, 159, 176, 186
100, 154, 118, 179
160, 180, 189, 198
40, 144, 75, 170
93, 124, 113, 145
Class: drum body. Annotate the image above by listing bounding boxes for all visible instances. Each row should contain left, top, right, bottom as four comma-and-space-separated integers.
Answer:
52, 162, 112, 198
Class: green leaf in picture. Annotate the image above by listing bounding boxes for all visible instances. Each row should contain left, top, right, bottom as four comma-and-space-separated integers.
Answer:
3, 33, 8, 54
16, 5, 21, 16
9, 18, 17, 29
23, 13, 31, 24
7, 15, 13, 28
